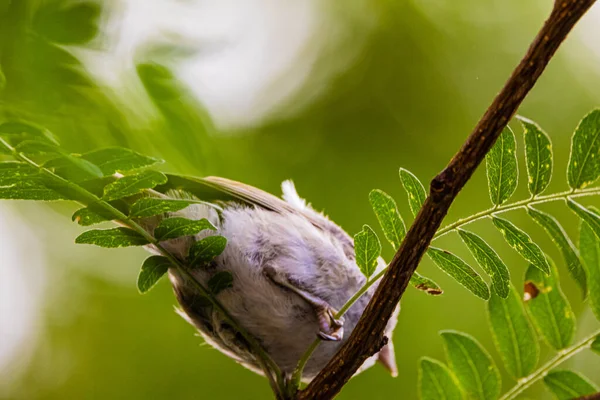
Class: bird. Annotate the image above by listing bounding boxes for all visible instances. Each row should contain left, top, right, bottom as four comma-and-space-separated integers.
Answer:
139, 176, 399, 382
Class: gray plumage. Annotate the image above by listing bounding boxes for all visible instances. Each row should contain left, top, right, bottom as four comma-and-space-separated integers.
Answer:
142, 177, 399, 381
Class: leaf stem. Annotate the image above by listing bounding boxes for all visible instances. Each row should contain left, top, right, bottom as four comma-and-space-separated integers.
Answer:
434, 188, 600, 239
499, 329, 600, 400
0, 137, 285, 396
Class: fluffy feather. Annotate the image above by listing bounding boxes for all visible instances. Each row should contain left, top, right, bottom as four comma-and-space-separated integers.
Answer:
144, 180, 398, 381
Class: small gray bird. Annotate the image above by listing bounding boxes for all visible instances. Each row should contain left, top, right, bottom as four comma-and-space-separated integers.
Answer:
142, 176, 399, 382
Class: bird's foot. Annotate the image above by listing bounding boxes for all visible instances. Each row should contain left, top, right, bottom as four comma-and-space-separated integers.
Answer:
264, 266, 344, 341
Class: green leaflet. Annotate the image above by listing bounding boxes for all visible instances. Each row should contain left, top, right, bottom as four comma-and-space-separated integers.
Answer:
487, 284, 539, 379
410, 272, 443, 296
0, 162, 66, 201
458, 229, 510, 298
129, 198, 191, 218
591, 335, 600, 355
427, 247, 489, 300
354, 225, 382, 279
518, 116, 553, 196
43, 157, 98, 182
567, 109, 600, 189
0, 162, 39, 185
543, 370, 599, 400
524, 262, 575, 350
579, 215, 600, 322
61, 154, 104, 180
32, 1, 101, 45
103, 170, 168, 201
81, 147, 162, 176
441, 331, 500, 400
0, 121, 60, 146
399, 168, 427, 217
137, 256, 171, 294
154, 217, 215, 241
0, 179, 65, 201
72, 207, 111, 226
75, 227, 150, 248
0, 66, 5, 91
208, 271, 234, 295
368, 188, 440, 294
369, 189, 406, 249
0, 158, 94, 202
527, 207, 587, 297
189, 236, 228, 266
491, 216, 550, 274
568, 199, 600, 238
15, 140, 61, 155
486, 126, 518, 205
418, 358, 463, 400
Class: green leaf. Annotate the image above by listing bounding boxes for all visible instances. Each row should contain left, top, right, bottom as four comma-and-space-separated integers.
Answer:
154, 217, 215, 241
129, 198, 192, 218
441, 331, 501, 400
579, 214, 600, 322
410, 272, 444, 296
0, 162, 40, 185
137, 256, 171, 294
45, 153, 105, 181
524, 262, 575, 350
15, 140, 61, 155
103, 170, 168, 201
543, 370, 599, 400
491, 216, 550, 274
369, 189, 406, 249
62, 154, 104, 180
33, 2, 100, 45
0, 66, 5, 91
72, 207, 111, 226
354, 225, 382, 279
208, 271, 234, 295
427, 247, 490, 300
399, 168, 427, 217
0, 162, 87, 202
527, 207, 587, 297
418, 357, 463, 400
81, 147, 162, 176
0, 121, 60, 145
591, 335, 600, 355
518, 116, 553, 196
486, 126, 518, 205
458, 229, 510, 298
0, 180, 65, 201
567, 109, 600, 189
75, 227, 150, 248
189, 236, 228, 266
568, 198, 600, 244
487, 284, 539, 379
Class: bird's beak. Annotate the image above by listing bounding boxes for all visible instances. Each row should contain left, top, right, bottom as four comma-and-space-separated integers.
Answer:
377, 341, 398, 377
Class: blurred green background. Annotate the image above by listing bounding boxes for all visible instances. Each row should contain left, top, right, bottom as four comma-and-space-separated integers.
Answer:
1, 0, 600, 399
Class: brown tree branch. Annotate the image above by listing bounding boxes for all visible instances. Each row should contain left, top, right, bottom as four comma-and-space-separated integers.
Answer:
296, 1, 597, 398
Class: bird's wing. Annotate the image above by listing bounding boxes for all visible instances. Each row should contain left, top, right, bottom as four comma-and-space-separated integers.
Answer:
160, 173, 355, 258
160, 174, 298, 214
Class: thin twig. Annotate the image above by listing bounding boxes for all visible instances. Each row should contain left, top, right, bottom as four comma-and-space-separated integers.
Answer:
499, 329, 600, 400
297, 1, 597, 398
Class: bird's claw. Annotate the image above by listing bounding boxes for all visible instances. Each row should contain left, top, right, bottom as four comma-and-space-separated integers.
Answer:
317, 307, 344, 341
